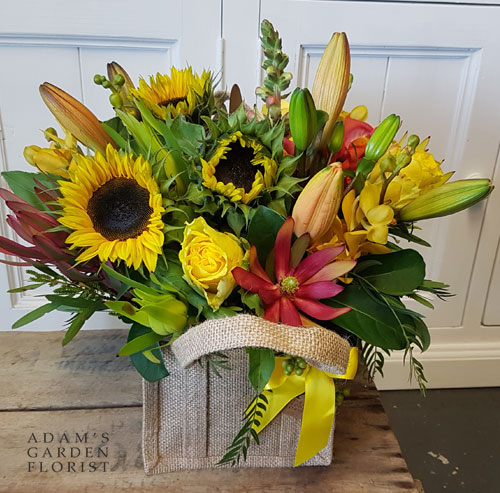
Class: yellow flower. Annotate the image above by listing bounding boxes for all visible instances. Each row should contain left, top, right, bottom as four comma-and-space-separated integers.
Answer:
371, 144, 452, 210
201, 131, 277, 204
358, 182, 394, 244
24, 130, 78, 177
129, 67, 210, 119
179, 217, 246, 310
58, 145, 164, 272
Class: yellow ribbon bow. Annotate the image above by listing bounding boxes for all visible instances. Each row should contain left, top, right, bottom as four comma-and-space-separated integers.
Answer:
252, 347, 358, 466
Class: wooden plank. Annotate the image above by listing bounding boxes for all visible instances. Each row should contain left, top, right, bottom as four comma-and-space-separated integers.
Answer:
0, 330, 419, 491
0, 392, 418, 492
0, 330, 141, 410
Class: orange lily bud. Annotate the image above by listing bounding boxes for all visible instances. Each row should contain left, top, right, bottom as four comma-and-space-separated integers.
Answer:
292, 163, 344, 242
39, 82, 115, 153
312, 33, 351, 150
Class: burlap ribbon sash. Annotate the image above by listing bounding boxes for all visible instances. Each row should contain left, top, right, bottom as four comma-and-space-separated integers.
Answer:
171, 314, 351, 375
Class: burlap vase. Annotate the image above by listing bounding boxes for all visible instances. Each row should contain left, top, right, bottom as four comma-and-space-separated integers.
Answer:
142, 314, 352, 473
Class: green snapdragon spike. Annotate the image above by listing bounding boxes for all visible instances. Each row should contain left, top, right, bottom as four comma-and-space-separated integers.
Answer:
256, 20, 292, 121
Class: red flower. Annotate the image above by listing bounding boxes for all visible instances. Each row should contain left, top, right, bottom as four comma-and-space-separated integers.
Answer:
232, 217, 355, 326
332, 116, 374, 171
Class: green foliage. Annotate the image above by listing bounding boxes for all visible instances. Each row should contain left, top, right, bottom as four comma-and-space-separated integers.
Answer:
127, 323, 169, 381
2, 171, 57, 211
247, 206, 285, 264
218, 392, 270, 466
201, 352, 231, 377
246, 347, 275, 393
389, 223, 431, 247
355, 249, 426, 296
361, 343, 389, 380
326, 283, 408, 350
11, 268, 110, 344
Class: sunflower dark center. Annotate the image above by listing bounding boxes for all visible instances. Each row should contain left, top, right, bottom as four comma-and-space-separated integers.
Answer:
214, 143, 262, 193
87, 178, 152, 241
159, 96, 187, 107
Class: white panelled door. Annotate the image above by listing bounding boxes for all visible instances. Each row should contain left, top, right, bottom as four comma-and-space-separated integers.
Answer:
251, 0, 500, 388
0, 0, 222, 331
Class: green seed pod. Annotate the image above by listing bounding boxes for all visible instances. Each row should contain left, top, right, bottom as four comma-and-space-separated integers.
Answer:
399, 179, 493, 222
327, 121, 344, 154
102, 79, 112, 89
93, 74, 104, 85
109, 92, 123, 108
295, 368, 304, 376
365, 114, 400, 161
285, 364, 294, 374
407, 134, 420, 152
113, 73, 125, 86
289, 87, 318, 151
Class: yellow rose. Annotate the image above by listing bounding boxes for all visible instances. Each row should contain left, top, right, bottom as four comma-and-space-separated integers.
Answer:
179, 217, 246, 311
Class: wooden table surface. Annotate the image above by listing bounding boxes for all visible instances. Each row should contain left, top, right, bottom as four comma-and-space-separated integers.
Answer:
0, 329, 422, 492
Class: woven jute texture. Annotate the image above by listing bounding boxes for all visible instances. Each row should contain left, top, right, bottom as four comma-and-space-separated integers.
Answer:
143, 315, 351, 473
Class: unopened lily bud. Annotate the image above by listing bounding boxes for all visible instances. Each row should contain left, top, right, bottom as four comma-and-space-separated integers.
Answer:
407, 134, 420, 152
292, 163, 344, 242
312, 32, 351, 149
365, 114, 400, 162
289, 88, 318, 151
39, 82, 115, 153
107, 62, 135, 100
395, 148, 412, 170
328, 121, 344, 154
379, 154, 396, 174
399, 179, 493, 221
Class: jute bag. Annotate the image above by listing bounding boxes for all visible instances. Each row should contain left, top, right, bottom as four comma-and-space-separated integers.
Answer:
142, 314, 352, 473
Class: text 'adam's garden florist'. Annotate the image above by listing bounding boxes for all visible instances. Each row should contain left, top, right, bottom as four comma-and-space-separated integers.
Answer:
26, 431, 110, 473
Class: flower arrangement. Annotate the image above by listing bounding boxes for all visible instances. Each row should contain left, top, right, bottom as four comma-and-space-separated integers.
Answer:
1, 20, 492, 468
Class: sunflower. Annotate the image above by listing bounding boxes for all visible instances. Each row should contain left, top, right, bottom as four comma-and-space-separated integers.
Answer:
129, 67, 210, 119
201, 132, 278, 204
58, 145, 164, 272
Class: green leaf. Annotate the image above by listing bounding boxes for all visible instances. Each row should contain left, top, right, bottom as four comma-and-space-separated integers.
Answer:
102, 122, 128, 149
101, 263, 158, 295
246, 347, 275, 393
62, 308, 94, 346
2, 171, 55, 210
227, 208, 246, 236
247, 206, 285, 265
118, 331, 164, 356
389, 224, 431, 247
359, 249, 426, 296
326, 283, 407, 350
12, 303, 56, 329
128, 323, 169, 381
45, 295, 106, 311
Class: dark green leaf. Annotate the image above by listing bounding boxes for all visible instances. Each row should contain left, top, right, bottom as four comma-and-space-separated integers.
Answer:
246, 347, 275, 393
389, 224, 431, 247
359, 250, 426, 296
326, 283, 407, 350
45, 295, 106, 311
62, 308, 94, 346
247, 206, 285, 265
128, 323, 169, 381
